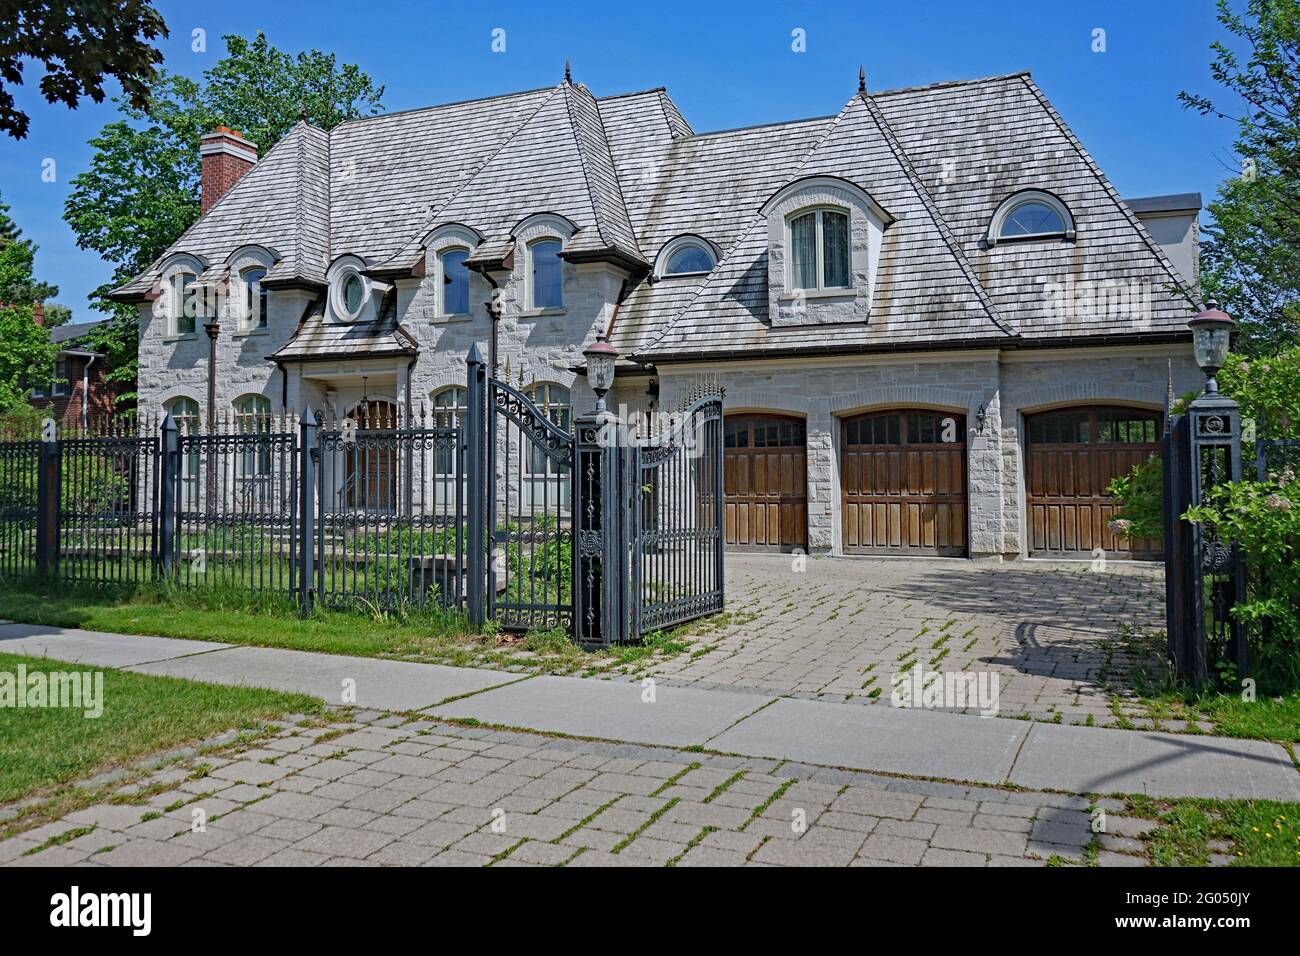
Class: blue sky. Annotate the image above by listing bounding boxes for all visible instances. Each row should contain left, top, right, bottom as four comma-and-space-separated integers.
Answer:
0, 0, 1242, 318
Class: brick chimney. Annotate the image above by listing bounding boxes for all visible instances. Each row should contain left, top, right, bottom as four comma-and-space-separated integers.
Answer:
32, 303, 45, 326
199, 126, 257, 214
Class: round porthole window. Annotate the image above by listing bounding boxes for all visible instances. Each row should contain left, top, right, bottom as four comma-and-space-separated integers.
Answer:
335, 270, 366, 321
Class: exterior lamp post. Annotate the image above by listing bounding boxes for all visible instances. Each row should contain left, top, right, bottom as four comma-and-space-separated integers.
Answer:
1165, 300, 1245, 686
583, 333, 618, 414
1188, 300, 1235, 395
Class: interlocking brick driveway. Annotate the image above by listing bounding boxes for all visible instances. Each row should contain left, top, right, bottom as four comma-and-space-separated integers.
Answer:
648, 554, 1166, 723
0, 711, 1157, 868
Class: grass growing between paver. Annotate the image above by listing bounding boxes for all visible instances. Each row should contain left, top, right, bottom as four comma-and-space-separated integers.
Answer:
0, 579, 715, 678
0, 651, 321, 806
1104, 625, 1300, 744
1126, 794, 1300, 866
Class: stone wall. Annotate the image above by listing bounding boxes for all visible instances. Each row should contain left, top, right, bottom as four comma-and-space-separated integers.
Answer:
657, 345, 1200, 558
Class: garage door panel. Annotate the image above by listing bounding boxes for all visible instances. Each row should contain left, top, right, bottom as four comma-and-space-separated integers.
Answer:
841, 410, 967, 556
1025, 406, 1162, 559
724, 415, 807, 552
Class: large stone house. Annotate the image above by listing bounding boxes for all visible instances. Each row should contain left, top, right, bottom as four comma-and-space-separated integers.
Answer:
110, 69, 1204, 561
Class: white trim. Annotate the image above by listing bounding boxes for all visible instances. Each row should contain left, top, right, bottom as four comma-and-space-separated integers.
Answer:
435, 246, 472, 319
987, 190, 1076, 246
784, 205, 852, 292
760, 175, 892, 223
653, 234, 719, 278
526, 236, 565, 311
326, 256, 372, 324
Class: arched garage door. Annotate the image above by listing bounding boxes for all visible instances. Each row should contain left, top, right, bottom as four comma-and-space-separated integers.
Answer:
724, 414, 808, 552
1024, 406, 1162, 559
840, 409, 967, 556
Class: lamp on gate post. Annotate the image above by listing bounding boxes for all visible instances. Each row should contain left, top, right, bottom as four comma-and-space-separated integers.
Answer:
1188, 300, 1234, 395
583, 333, 618, 414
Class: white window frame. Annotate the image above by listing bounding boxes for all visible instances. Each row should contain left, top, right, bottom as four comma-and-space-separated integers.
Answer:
784, 205, 851, 292
436, 248, 472, 318
527, 238, 565, 311
332, 267, 368, 323
238, 266, 268, 331
654, 235, 718, 279
987, 190, 1076, 246
522, 382, 571, 510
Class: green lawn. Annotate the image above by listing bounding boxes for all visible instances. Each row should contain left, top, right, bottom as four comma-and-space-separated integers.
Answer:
1127, 794, 1300, 866
0, 651, 321, 805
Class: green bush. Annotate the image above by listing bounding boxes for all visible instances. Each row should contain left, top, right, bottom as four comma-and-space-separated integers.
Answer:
1184, 468, 1300, 691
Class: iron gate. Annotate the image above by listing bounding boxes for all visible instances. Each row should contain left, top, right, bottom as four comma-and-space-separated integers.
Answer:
482, 375, 575, 633
628, 394, 725, 635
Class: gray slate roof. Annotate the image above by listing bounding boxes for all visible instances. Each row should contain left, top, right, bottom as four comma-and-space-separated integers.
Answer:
115, 71, 1200, 361
271, 291, 416, 361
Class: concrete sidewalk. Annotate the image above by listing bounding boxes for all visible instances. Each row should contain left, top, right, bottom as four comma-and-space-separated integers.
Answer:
3, 622, 1297, 802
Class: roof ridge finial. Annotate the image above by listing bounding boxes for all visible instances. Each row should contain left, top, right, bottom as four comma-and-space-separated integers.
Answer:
858, 65, 866, 94
564, 59, 572, 84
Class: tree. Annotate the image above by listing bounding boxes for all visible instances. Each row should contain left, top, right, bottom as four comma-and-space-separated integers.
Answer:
41, 303, 72, 327
0, 1, 168, 140
0, 193, 59, 409
1180, 0, 1300, 354
0, 192, 57, 305
64, 31, 385, 409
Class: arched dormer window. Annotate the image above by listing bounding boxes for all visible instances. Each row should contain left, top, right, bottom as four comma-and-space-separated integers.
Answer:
787, 206, 850, 291
170, 272, 198, 335
438, 248, 470, 317
529, 239, 564, 310
988, 190, 1076, 246
326, 256, 373, 324
655, 236, 717, 278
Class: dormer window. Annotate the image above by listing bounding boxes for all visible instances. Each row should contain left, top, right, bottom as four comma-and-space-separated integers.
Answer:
332, 268, 367, 322
529, 238, 563, 310
438, 248, 470, 316
988, 190, 1076, 246
654, 235, 717, 278
240, 267, 267, 330
171, 272, 197, 334
788, 206, 850, 291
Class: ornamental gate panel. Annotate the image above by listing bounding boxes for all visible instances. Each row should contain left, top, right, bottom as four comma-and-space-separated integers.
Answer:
480, 372, 575, 633
627, 394, 726, 637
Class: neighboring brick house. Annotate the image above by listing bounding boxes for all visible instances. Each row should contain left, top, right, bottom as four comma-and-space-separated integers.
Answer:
28, 319, 121, 430
110, 69, 1204, 561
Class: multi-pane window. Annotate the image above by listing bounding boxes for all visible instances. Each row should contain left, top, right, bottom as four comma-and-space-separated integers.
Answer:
166, 396, 201, 508
233, 394, 272, 504
788, 207, 850, 291
725, 416, 806, 448
172, 273, 197, 334
529, 239, 563, 309
998, 201, 1066, 240
431, 387, 467, 512
241, 268, 267, 330
525, 382, 570, 508
439, 249, 470, 316
50, 358, 70, 397
1027, 408, 1161, 445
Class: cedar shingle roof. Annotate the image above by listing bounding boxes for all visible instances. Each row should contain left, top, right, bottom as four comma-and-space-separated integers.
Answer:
114, 70, 1199, 360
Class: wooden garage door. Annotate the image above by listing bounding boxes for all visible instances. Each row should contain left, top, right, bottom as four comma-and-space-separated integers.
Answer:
724, 415, 807, 552
841, 410, 967, 556
1025, 406, 1162, 559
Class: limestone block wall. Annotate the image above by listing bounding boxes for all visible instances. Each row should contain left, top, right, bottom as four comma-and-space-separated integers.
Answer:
656, 344, 1200, 559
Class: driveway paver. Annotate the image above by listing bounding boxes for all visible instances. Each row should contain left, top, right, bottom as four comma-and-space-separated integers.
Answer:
646, 554, 1165, 722
1, 710, 1163, 869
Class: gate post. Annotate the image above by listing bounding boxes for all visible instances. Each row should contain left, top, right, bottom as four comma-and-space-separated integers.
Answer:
36, 419, 60, 580
573, 410, 626, 648
299, 407, 318, 615
157, 412, 177, 578
466, 345, 486, 628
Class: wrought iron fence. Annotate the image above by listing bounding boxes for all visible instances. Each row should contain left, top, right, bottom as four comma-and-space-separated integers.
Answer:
0, 349, 727, 646
314, 407, 465, 612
